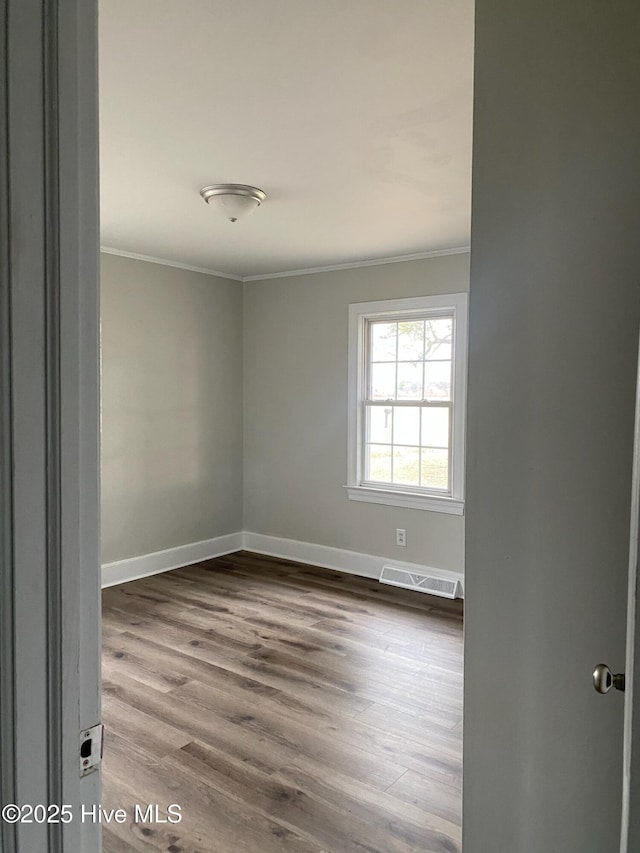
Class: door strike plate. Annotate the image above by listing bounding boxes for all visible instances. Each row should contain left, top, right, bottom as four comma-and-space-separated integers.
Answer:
79, 723, 104, 777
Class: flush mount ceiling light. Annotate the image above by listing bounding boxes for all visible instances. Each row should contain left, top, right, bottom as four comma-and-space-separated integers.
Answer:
200, 183, 267, 223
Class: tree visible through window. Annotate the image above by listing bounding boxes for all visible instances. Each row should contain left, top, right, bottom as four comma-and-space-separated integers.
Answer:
347, 294, 466, 513
366, 315, 453, 491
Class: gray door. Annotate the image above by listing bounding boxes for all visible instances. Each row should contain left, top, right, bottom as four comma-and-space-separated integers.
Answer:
0, 1, 101, 851
464, 2, 640, 851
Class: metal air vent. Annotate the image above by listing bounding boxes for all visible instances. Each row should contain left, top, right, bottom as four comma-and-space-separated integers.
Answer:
380, 565, 460, 599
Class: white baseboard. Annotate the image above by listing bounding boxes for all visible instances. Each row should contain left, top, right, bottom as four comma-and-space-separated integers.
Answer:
242, 532, 465, 597
101, 532, 243, 588
101, 530, 464, 598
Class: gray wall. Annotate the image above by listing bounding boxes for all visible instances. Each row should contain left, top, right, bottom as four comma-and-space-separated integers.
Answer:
243, 254, 468, 571
465, 1, 640, 851
100, 253, 243, 563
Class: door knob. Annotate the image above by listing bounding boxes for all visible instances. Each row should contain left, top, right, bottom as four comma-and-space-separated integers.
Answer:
593, 663, 625, 694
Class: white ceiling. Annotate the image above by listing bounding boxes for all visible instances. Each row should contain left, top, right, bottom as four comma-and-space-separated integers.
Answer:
99, 0, 474, 279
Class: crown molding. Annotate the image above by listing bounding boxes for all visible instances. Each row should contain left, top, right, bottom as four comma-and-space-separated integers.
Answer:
100, 245, 470, 283
242, 246, 471, 282
99, 247, 242, 281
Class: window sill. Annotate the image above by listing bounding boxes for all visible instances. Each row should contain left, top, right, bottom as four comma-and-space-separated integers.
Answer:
344, 485, 464, 515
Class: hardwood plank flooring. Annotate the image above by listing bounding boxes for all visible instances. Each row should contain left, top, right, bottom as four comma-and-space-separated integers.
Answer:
101, 551, 463, 853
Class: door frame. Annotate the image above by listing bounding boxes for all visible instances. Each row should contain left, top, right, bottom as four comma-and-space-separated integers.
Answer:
622, 336, 640, 852
0, 1, 101, 850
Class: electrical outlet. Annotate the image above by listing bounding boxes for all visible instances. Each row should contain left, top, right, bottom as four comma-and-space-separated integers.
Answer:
396, 528, 407, 547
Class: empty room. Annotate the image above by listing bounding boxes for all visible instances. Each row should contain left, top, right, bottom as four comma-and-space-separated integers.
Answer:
98, 1, 470, 850
4, 1, 638, 853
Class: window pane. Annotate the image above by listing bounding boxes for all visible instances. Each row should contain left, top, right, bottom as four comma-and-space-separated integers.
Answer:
367, 405, 392, 444
425, 317, 453, 361
421, 448, 449, 489
397, 320, 425, 361
394, 406, 420, 445
393, 446, 420, 486
397, 362, 422, 399
424, 361, 451, 400
370, 322, 397, 361
421, 407, 449, 447
367, 444, 392, 482
370, 363, 396, 400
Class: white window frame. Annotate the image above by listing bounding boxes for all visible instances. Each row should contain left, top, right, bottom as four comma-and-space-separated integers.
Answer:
346, 293, 467, 514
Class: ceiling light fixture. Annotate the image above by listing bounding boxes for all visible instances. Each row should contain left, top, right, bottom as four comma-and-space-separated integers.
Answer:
200, 183, 267, 223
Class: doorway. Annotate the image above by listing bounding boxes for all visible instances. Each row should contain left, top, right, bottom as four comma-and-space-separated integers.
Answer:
97, 2, 472, 850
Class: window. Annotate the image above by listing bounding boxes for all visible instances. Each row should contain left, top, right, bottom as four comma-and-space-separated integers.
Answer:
346, 294, 467, 513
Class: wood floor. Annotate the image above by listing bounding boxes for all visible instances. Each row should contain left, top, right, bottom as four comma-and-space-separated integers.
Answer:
101, 551, 463, 853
